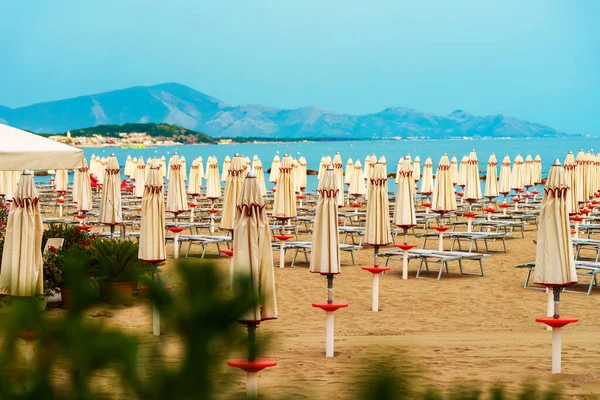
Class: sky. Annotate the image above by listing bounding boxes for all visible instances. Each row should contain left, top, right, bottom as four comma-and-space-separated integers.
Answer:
0, 0, 598, 134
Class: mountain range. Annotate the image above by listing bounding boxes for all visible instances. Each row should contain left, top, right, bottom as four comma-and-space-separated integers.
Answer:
0, 83, 568, 139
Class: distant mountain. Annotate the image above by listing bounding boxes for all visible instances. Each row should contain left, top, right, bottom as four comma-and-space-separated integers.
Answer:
0, 83, 568, 138
70, 123, 216, 144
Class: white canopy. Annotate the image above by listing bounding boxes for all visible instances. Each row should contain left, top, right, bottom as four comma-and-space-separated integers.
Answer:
0, 123, 83, 170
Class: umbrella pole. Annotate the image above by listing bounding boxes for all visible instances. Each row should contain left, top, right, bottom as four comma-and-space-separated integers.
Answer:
372, 246, 380, 312
552, 286, 561, 373
246, 322, 258, 398
327, 274, 334, 303
546, 287, 553, 331
152, 262, 160, 336
326, 274, 335, 357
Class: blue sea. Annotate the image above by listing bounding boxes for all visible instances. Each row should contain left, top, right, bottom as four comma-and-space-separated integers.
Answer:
77, 137, 599, 192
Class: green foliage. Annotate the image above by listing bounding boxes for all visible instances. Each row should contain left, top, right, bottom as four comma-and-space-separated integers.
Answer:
90, 239, 146, 283
0, 202, 9, 258
69, 123, 216, 144
42, 224, 94, 251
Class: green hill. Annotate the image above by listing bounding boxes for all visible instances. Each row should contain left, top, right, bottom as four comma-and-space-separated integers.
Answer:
69, 123, 217, 144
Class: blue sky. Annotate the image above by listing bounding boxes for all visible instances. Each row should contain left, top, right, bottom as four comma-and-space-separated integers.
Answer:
0, 0, 598, 134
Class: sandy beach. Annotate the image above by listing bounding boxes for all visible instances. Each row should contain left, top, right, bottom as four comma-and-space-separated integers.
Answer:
37, 212, 600, 399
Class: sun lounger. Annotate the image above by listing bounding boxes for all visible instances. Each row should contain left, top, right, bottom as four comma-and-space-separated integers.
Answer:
276, 241, 362, 267
182, 235, 232, 258
516, 260, 600, 295
449, 231, 510, 253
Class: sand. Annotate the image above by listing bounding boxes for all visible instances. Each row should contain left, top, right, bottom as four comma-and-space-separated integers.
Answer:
38, 213, 600, 399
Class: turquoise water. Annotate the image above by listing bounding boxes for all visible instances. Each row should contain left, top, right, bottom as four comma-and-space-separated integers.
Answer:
78, 137, 598, 192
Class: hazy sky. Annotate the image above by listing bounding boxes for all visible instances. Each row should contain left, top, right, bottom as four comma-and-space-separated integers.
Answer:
1, 0, 598, 134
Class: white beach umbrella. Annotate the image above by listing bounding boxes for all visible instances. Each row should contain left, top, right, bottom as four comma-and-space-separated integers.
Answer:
55, 169, 69, 192
574, 150, 585, 205
523, 155, 534, 189
166, 154, 188, 217
291, 158, 301, 193
272, 155, 297, 219
197, 156, 205, 181
187, 158, 201, 196
220, 155, 246, 231
269, 155, 280, 184
298, 156, 308, 190
419, 157, 434, 195
344, 158, 354, 185
584, 151, 594, 201
144, 157, 153, 181
413, 156, 421, 183
365, 162, 392, 247
484, 153, 499, 200
252, 157, 267, 197
534, 160, 578, 374
457, 155, 468, 188
394, 157, 404, 184
464, 150, 482, 202
231, 172, 277, 323
75, 158, 92, 213
134, 157, 146, 198
533, 155, 543, 185
450, 156, 459, 185
363, 155, 372, 183
180, 155, 187, 182
563, 152, 578, 214
0, 171, 43, 296
511, 154, 524, 192
160, 156, 167, 179
498, 155, 512, 198
205, 156, 221, 199
432, 154, 457, 215
332, 153, 344, 207
349, 160, 366, 197
365, 154, 377, 200
139, 166, 166, 263
394, 158, 416, 227
98, 155, 123, 229
1, 171, 21, 201
124, 155, 133, 178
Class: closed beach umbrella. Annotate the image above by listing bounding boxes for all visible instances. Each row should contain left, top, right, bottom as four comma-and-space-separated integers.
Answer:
458, 155, 468, 188
484, 153, 499, 200
363, 155, 372, 183
187, 158, 201, 196
318, 156, 332, 181
180, 155, 187, 182
464, 150, 482, 202
344, 158, 354, 185
55, 169, 69, 192
221, 156, 231, 183
99, 155, 123, 226
144, 157, 153, 181
574, 150, 585, 205
124, 155, 133, 178
349, 160, 366, 197
432, 154, 457, 215
272, 155, 297, 219
197, 156, 205, 182
533, 155, 543, 185
0, 171, 43, 296
498, 155, 512, 198
269, 155, 280, 184
523, 155, 534, 189
139, 166, 166, 263
511, 154, 524, 192
365, 154, 377, 200
134, 157, 146, 198
298, 156, 308, 190
584, 151, 594, 201
160, 156, 167, 179
75, 158, 92, 212
563, 152, 577, 213
420, 157, 434, 195
231, 172, 277, 322
393, 158, 416, 227
221, 155, 246, 230
291, 158, 301, 193
365, 162, 392, 247
252, 157, 267, 196
332, 153, 344, 207
310, 166, 340, 275
413, 156, 421, 184
450, 156, 459, 186
205, 156, 221, 199
166, 154, 188, 216
395, 157, 404, 184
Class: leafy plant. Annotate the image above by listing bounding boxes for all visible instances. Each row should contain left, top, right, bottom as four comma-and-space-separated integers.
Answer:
42, 224, 94, 251
42, 247, 62, 297
0, 202, 9, 258
91, 239, 146, 283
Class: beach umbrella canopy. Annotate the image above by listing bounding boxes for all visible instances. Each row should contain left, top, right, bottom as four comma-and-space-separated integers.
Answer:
464, 151, 482, 202
75, 158, 92, 212
450, 156, 459, 185
394, 157, 404, 184
498, 155, 512, 195
124, 155, 133, 178
197, 156, 205, 181
0, 123, 83, 170
349, 160, 366, 197
134, 157, 146, 198
221, 155, 231, 183
55, 169, 69, 192
292, 158, 301, 193
187, 158, 201, 196
205, 156, 221, 199
484, 153, 499, 199
180, 155, 187, 182
318, 155, 332, 181
432, 154, 457, 213
344, 158, 354, 185
413, 156, 421, 183
269, 155, 280, 183
231, 172, 277, 322
252, 157, 267, 196
511, 154, 524, 192
99, 155, 122, 225
563, 152, 578, 213
272, 155, 297, 219
419, 157, 434, 195
523, 155, 534, 189
533, 155, 543, 185
144, 157, 153, 180
1, 170, 22, 201
534, 160, 577, 287
332, 153, 344, 207
365, 154, 377, 200
139, 166, 166, 262
166, 154, 188, 214
159, 156, 167, 179
0, 171, 43, 296
221, 155, 246, 230
393, 158, 416, 226
298, 156, 308, 190
574, 150, 586, 204
365, 162, 392, 246
363, 155, 372, 182
458, 155, 468, 187
310, 166, 341, 274
585, 151, 594, 200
